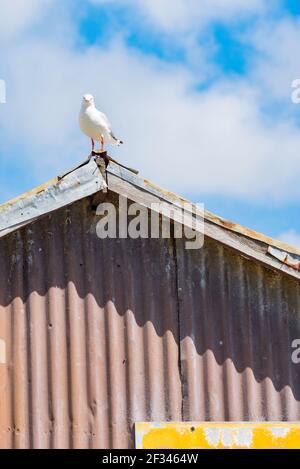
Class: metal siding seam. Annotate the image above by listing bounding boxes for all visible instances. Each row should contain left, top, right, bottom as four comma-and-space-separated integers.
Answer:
66, 204, 90, 449
12, 232, 30, 448
47, 212, 70, 448
0, 240, 12, 448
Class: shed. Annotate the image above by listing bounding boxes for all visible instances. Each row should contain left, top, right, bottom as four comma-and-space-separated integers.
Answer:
0, 158, 299, 448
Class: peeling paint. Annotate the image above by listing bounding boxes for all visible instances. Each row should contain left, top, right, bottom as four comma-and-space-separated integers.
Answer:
270, 427, 289, 438
204, 428, 219, 447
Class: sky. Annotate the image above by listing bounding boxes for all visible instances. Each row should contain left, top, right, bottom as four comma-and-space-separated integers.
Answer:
0, 0, 300, 246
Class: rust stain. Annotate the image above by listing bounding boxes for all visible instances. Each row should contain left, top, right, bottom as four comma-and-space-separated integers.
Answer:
282, 255, 300, 271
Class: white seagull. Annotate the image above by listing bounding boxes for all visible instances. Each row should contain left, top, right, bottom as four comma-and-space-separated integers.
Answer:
79, 94, 123, 153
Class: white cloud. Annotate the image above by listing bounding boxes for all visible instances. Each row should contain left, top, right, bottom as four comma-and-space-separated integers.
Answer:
0, 0, 53, 39
278, 230, 300, 249
2, 35, 300, 202
1, 0, 300, 204
90, 0, 266, 31
248, 17, 300, 102
138, 0, 266, 31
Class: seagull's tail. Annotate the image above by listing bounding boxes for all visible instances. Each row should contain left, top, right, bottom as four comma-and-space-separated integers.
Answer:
110, 132, 123, 146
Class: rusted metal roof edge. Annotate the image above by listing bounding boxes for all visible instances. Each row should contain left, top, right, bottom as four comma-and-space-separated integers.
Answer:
0, 160, 106, 238
0, 157, 299, 278
107, 163, 300, 258
107, 168, 300, 280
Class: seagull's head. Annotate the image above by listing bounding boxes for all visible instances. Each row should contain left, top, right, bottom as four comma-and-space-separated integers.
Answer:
82, 94, 95, 107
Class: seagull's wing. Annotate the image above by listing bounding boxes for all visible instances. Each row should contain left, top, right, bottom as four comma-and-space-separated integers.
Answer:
96, 109, 121, 141
96, 110, 112, 132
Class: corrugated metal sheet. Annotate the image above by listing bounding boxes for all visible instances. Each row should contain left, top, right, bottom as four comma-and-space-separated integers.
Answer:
176, 237, 300, 422
0, 196, 181, 448
0, 193, 300, 448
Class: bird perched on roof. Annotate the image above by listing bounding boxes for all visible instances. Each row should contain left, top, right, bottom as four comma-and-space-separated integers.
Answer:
79, 94, 123, 153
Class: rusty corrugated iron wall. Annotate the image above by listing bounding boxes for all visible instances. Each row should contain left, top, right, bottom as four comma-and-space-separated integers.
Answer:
176, 239, 300, 422
0, 194, 299, 448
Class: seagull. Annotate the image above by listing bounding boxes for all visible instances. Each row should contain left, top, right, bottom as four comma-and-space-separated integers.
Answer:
79, 94, 123, 153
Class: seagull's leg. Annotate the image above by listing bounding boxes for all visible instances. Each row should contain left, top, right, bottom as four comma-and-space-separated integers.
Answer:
88, 139, 95, 160
100, 135, 105, 151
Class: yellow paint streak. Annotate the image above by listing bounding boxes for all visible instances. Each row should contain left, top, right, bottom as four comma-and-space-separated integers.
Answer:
251, 427, 300, 449
136, 423, 300, 449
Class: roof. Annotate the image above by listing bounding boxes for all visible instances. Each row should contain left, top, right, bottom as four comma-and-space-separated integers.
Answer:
0, 157, 299, 280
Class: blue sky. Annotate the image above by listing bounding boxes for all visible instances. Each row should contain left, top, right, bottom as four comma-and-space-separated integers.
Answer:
1, 0, 300, 246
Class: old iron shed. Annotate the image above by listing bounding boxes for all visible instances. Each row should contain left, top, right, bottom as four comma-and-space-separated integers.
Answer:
0, 159, 299, 448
